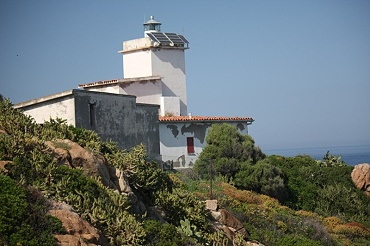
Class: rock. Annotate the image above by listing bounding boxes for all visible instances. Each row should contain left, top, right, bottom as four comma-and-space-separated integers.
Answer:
49, 202, 108, 246
211, 211, 222, 221
117, 169, 133, 193
246, 240, 265, 246
205, 199, 218, 211
219, 209, 249, 241
351, 163, 370, 196
0, 160, 11, 173
45, 139, 120, 190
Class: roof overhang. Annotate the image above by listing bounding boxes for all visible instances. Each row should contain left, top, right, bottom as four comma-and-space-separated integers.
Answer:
78, 75, 162, 89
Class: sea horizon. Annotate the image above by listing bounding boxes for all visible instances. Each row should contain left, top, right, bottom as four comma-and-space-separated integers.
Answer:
264, 144, 370, 166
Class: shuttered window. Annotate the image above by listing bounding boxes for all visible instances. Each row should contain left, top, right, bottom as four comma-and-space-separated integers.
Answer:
187, 137, 194, 154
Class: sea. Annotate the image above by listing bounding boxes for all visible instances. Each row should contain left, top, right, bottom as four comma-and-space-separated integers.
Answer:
264, 145, 370, 166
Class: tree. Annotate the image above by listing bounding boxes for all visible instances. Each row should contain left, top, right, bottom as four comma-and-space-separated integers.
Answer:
194, 123, 265, 178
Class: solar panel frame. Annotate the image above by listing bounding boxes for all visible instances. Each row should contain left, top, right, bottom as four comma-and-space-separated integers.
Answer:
151, 32, 172, 45
177, 35, 189, 44
146, 33, 160, 43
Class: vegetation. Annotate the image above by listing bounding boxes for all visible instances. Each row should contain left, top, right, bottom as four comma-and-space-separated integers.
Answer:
175, 173, 370, 246
0, 98, 213, 245
1, 98, 369, 246
0, 174, 63, 245
195, 123, 265, 179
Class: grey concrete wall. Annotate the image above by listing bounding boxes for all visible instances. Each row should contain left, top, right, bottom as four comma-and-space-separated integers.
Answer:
135, 103, 160, 160
73, 90, 160, 160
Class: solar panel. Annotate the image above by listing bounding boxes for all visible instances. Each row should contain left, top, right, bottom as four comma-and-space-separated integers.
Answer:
146, 32, 159, 43
146, 32, 189, 46
151, 32, 172, 45
177, 35, 189, 44
165, 33, 185, 44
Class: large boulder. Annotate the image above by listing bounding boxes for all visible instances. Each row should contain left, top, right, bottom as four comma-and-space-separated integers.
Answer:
49, 201, 108, 246
45, 139, 118, 190
351, 163, 370, 196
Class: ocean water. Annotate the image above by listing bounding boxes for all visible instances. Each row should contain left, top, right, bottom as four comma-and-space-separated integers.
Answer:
264, 145, 370, 166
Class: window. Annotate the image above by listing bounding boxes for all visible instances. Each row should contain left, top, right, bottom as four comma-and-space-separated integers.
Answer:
89, 103, 96, 127
187, 137, 194, 154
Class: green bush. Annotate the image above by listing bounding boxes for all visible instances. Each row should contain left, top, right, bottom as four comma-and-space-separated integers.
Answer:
265, 155, 370, 227
234, 160, 288, 202
277, 235, 322, 246
0, 174, 62, 246
143, 220, 182, 245
194, 123, 265, 178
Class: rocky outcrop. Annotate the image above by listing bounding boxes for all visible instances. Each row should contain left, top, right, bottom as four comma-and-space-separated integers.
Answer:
351, 163, 370, 196
49, 201, 108, 246
46, 139, 127, 191
219, 209, 249, 239
45, 139, 146, 214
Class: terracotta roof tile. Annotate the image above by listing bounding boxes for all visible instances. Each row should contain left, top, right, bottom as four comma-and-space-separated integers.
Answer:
159, 115, 254, 122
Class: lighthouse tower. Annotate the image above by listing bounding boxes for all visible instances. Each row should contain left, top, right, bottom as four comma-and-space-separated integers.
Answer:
119, 16, 189, 116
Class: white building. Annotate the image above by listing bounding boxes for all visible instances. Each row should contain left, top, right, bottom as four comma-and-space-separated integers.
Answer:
79, 16, 254, 168
15, 16, 254, 168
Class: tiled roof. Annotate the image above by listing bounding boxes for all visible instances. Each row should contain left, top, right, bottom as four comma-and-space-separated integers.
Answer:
159, 115, 254, 122
78, 75, 161, 88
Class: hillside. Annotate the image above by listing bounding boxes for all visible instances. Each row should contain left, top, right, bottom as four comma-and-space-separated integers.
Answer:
1, 97, 369, 246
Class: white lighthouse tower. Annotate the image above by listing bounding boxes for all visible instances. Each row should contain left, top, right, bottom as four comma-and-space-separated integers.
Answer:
118, 16, 189, 116
79, 16, 189, 116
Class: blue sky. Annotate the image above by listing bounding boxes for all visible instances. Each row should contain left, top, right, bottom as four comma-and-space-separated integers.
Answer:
1, 0, 370, 151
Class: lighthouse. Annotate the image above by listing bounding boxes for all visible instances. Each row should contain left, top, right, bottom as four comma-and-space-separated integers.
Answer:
118, 16, 189, 116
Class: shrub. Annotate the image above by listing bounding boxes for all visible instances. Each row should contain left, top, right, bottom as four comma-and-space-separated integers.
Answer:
277, 235, 322, 246
194, 123, 265, 178
144, 220, 182, 245
333, 224, 370, 239
234, 160, 288, 202
0, 174, 61, 246
323, 216, 344, 232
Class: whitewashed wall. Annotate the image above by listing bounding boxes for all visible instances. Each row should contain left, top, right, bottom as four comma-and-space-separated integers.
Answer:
18, 93, 76, 126
152, 49, 187, 116
123, 40, 153, 79
122, 37, 187, 116
85, 85, 120, 94
119, 81, 162, 106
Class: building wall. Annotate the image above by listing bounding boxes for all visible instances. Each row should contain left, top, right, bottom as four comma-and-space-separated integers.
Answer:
152, 49, 187, 116
122, 41, 187, 116
123, 48, 153, 78
135, 104, 161, 160
160, 96, 180, 116
15, 91, 76, 125
15, 89, 160, 161
85, 85, 120, 94
118, 80, 162, 106
73, 90, 160, 160
159, 122, 249, 168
